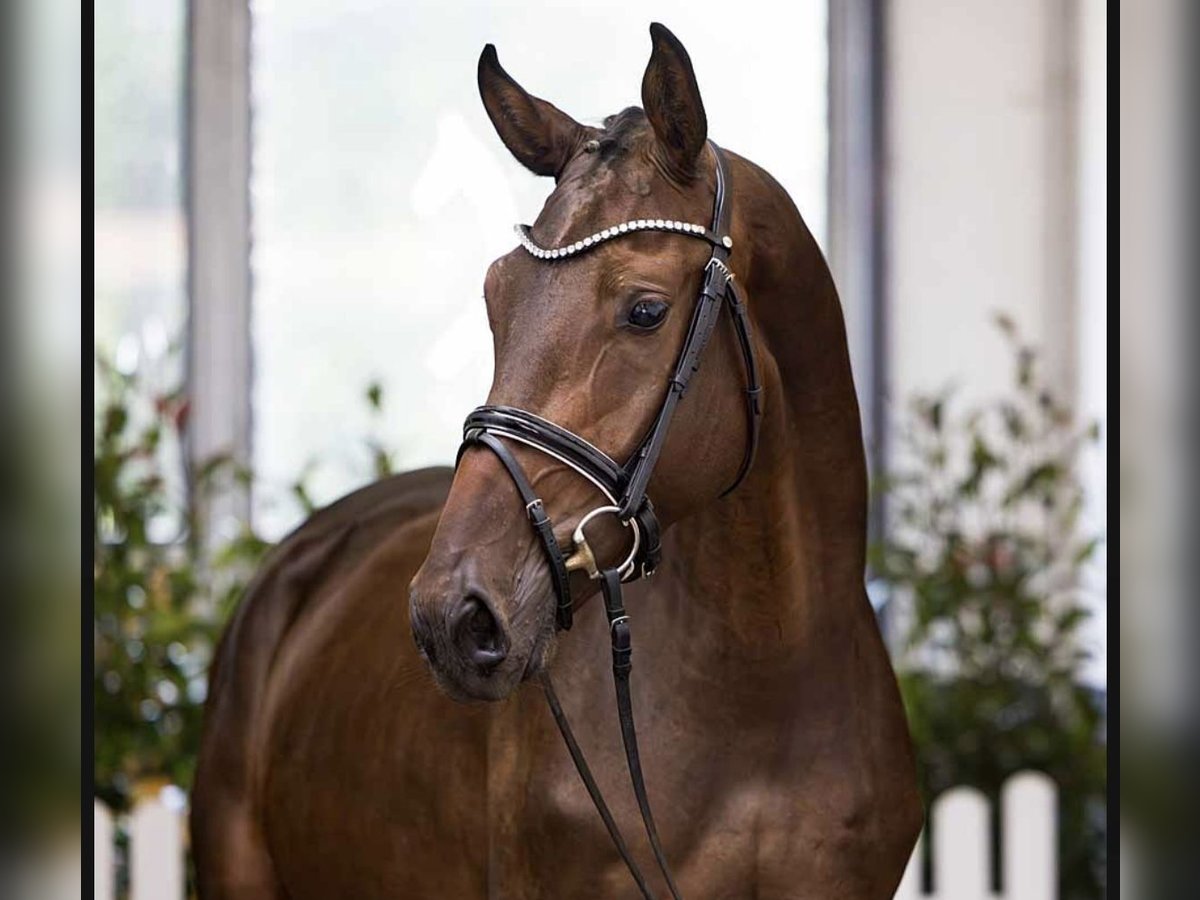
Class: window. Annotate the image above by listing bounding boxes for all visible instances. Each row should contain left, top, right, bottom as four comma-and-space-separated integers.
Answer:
94, 0, 188, 539
94, 0, 187, 374
249, 1, 828, 537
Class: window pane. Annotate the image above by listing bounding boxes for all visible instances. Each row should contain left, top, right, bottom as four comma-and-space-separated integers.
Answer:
23, 0, 83, 385
93, 0, 188, 538
251, 2, 827, 537
94, 0, 187, 368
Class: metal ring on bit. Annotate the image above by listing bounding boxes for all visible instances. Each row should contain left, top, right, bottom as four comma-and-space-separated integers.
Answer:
563, 505, 641, 582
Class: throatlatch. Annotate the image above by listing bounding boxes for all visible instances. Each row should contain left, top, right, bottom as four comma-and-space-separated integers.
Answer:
456, 142, 760, 900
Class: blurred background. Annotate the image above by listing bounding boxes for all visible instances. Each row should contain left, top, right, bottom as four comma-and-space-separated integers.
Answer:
82, 0, 1150, 896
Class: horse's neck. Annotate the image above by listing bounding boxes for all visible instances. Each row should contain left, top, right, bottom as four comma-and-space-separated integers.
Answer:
655, 243, 872, 692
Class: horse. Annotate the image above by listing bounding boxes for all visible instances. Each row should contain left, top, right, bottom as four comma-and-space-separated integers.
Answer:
191, 23, 923, 899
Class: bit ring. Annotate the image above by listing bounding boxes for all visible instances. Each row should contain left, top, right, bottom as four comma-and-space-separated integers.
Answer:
563, 505, 640, 581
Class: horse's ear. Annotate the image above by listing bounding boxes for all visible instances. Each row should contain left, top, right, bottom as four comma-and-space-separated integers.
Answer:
478, 44, 585, 178
641, 23, 708, 180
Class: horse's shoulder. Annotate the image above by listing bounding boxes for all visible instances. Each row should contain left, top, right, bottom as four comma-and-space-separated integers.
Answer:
250, 466, 451, 588
274, 465, 453, 549
194, 468, 455, 893
205, 467, 452, 702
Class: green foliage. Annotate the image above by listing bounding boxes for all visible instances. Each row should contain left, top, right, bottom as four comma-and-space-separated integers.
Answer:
364, 380, 396, 480
93, 357, 262, 809
93, 355, 396, 810
871, 315, 1106, 898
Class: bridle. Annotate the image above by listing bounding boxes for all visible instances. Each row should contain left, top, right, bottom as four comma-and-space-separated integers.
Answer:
459, 141, 759, 899
456, 142, 761, 899
460, 143, 760, 628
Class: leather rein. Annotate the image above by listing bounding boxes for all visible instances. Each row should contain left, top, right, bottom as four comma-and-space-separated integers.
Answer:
457, 143, 761, 899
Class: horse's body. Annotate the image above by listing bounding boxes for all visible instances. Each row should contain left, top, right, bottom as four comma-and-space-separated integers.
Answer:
193, 27, 921, 899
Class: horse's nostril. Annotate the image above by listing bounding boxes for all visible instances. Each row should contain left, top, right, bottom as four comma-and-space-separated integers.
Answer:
467, 603, 495, 639
454, 596, 508, 672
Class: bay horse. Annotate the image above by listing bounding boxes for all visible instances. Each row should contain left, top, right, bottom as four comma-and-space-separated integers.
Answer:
192, 24, 922, 899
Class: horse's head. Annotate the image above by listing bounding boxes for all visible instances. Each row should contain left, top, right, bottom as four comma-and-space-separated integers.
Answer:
410, 24, 759, 701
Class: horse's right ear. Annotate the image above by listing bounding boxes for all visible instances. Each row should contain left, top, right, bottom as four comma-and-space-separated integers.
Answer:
478, 45, 586, 178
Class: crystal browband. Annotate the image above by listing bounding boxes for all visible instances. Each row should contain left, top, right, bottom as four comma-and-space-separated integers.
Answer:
514, 220, 732, 261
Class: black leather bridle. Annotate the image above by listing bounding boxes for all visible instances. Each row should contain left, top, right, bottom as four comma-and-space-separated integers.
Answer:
456, 143, 761, 899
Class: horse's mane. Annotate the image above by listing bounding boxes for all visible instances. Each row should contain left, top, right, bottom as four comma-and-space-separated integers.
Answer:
597, 106, 649, 153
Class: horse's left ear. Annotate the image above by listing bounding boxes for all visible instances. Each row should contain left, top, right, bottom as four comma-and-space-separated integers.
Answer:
641, 23, 708, 180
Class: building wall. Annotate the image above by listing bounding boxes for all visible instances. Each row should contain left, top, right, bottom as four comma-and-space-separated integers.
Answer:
886, 0, 1080, 405
884, 0, 1107, 683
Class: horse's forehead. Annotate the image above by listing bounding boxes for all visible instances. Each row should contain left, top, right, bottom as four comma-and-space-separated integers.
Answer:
533, 156, 652, 246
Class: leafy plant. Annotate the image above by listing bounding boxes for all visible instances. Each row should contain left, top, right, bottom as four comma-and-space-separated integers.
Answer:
94, 357, 255, 809
871, 315, 1106, 898
93, 351, 392, 810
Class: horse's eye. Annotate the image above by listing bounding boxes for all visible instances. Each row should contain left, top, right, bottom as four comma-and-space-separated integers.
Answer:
627, 299, 669, 330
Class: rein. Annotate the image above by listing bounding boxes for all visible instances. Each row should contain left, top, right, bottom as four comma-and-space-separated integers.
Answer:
457, 143, 761, 899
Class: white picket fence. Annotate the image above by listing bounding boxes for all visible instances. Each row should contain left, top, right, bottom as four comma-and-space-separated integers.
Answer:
895, 771, 1057, 900
94, 771, 1056, 899
95, 786, 188, 900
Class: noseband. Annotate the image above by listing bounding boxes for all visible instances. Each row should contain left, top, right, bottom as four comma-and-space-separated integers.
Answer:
456, 143, 761, 899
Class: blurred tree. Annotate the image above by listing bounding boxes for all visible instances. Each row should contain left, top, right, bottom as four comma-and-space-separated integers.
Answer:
871, 315, 1106, 898
94, 356, 261, 809
93, 353, 393, 810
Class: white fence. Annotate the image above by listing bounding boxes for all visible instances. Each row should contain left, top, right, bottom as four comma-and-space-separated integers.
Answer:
895, 771, 1057, 900
95, 788, 188, 900
94, 771, 1056, 899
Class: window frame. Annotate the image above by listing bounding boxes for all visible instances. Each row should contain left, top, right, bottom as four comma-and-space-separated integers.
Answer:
184, 0, 253, 533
